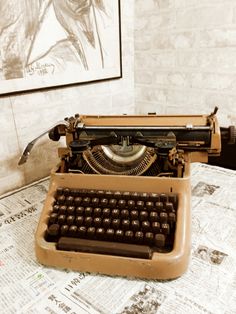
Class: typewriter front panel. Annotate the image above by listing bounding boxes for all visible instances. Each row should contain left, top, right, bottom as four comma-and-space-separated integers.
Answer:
35, 166, 191, 279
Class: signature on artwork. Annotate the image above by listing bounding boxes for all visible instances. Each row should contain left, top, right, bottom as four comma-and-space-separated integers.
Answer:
26, 62, 55, 76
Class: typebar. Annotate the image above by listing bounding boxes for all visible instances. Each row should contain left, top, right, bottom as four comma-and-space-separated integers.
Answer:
57, 237, 153, 259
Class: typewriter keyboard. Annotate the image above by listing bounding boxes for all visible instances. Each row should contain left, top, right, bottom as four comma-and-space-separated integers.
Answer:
45, 188, 178, 259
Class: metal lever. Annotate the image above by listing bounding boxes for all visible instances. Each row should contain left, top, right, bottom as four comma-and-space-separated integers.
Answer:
18, 121, 69, 165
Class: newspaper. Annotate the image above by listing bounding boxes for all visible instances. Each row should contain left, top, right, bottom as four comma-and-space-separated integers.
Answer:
0, 163, 236, 314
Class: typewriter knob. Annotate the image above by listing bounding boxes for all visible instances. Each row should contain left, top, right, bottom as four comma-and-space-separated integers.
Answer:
49, 127, 61, 141
228, 125, 236, 145
69, 140, 90, 153
220, 126, 236, 145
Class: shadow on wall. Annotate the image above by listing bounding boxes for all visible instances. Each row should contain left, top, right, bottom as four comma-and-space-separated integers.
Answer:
20, 140, 61, 182
0, 139, 60, 196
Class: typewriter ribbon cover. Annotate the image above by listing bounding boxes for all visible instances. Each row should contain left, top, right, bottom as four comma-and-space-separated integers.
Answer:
19, 108, 233, 279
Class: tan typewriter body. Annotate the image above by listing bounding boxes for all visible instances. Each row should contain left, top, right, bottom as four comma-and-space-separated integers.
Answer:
34, 111, 221, 280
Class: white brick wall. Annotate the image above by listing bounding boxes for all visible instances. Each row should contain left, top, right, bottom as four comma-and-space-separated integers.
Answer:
135, 0, 236, 127
2, 0, 236, 195
0, 1, 135, 195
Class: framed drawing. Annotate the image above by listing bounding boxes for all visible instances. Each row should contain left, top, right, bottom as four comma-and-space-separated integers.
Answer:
0, 0, 122, 95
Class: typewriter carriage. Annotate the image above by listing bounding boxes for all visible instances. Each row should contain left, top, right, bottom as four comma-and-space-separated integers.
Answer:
48, 111, 222, 180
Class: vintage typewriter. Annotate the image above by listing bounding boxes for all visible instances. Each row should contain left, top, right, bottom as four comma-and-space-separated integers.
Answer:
19, 107, 234, 279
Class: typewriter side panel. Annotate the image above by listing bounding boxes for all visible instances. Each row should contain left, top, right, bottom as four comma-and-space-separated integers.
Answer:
35, 166, 191, 280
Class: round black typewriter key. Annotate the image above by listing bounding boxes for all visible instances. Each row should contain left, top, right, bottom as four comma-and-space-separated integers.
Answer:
94, 207, 102, 217
106, 228, 115, 240
150, 193, 160, 202
84, 216, 93, 227
155, 202, 163, 211
145, 232, 154, 244
111, 209, 120, 218
109, 199, 117, 208
139, 211, 148, 221
94, 217, 102, 227
75, 216, 84, 226
82, 197, 91, 206
161, 223, 170, 235
160, 193, 168, 203
165, 202, 174, 212
102, 218, 111, 228
88, 190, 96, 197
70, 189, 78, 197
52, 205, 60, 213
49, 213, 58, 224
154, 234, 165, 248
131, 220, 140, 231
115, 229, 124, 241
125, 230, 134, 242
67, 206, 75, 215
56, 187, 64, 196
100, 198, 108, 207
91, 197, 99, 206
74, 197, 82, 206
102, 208, 110, 218
65, 196, 74, 206
130, 210, 139, 220
168, 194, 178, 205
112, 219, 120, 229
130, 219, 140, 231
97, 190, 105, 197
46, 224, 60, 238
146, 201, 154, 211
63, 188, 70, 196
58, 195, 66, 205
168, 212, 176, 223
160, 212, 168, 223
140, 192, 149, 202
152, 221, 161, 233
123, 191, 131, 200
114, 191, 122, 199
127, 200, 135, 209
61, 225, 69, 236
150, 211, 158, 222
67, 215, 75, 226
58, 214, 66, 224
137, 200, 144, 210
105, 191, 113, 198
96, 228, 105, 239
142, 221, 151, 232
86, 189, 94, 195
59, 205, 67, 214
121, 219, 130, 230
78, 226, 87, 237
69, 225, 77, 236
84, 207, 93, 216
87, 227, 96, 238
75, 206, 84, 216
135, 231, 144, 243
121, 209, 129, 219
118, 199, 126, 209
79, 189, 87, 197
131, 192, 139, 200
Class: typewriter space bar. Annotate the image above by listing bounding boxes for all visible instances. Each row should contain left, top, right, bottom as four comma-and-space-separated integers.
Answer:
57, 237, 153, 259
